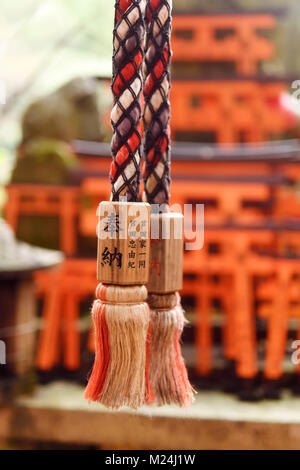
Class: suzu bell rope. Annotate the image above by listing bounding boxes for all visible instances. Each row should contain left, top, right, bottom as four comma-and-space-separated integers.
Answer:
84, 0, 152, 409
110, 0, 145, 201
143, 0, 194, 406
85, 0, 192, 409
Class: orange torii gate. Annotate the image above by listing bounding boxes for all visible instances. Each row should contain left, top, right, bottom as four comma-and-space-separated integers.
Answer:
170, 79, 290, 144
172, 13, 276, 75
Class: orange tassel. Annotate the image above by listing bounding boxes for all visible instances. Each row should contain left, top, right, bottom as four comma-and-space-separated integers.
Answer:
85, 284, 151, 409
84, 301, 110, 401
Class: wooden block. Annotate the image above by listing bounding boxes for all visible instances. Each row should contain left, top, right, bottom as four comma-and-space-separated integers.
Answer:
148, 212, 183, 294
148, 292, 178, 310
97, 201, 150, 285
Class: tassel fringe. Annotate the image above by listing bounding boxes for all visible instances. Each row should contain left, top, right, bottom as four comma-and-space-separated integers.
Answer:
85, 284, 151, 409
148, 303, 194, 407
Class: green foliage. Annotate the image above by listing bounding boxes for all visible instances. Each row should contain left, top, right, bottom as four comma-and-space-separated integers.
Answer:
173, 0, 295, 12
0, 0, 114, 149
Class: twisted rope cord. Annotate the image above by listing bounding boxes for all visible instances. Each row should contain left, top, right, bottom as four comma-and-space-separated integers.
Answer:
143, 0, 172, 206
110, 0, 146, 201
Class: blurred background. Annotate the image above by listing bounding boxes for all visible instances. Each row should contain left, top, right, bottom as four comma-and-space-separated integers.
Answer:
2, 0, 300, 451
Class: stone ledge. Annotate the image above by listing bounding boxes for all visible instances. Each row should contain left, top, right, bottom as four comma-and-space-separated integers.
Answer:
0, 382, 300, 450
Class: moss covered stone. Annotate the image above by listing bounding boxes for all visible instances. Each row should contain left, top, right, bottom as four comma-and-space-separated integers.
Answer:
12, 138, 78, 185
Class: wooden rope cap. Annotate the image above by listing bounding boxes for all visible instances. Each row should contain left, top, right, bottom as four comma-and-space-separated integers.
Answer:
97, 201, 150, 286
148, 212, 183, 294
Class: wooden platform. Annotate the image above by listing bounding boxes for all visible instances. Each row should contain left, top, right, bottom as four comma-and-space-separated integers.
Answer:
1, 382, 300, 449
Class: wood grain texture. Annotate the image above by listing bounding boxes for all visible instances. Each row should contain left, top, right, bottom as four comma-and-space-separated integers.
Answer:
97, 201, 150, 285
147, 292, 177, 309
148, 212, 183, 293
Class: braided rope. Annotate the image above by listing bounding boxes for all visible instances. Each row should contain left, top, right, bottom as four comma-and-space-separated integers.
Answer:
110, 0, 146, 201
143, 0, 172, 206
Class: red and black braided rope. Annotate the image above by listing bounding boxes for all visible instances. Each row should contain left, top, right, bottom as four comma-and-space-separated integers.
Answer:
143, 0, 172, 206
110, 0, 146, 201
